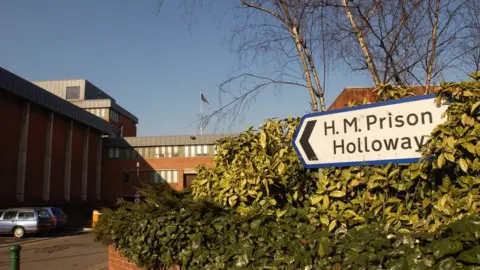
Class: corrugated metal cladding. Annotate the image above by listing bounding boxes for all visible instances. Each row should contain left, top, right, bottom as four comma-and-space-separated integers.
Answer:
70, 99, 139, 124
32, 79, 86, 100
103, 134, 237, 148
71, 99, 111, 109
0, 67, 112, 134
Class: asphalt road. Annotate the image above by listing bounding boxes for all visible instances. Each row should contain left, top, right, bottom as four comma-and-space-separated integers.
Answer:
0, 229, 84, 247
0, 233, 107, 270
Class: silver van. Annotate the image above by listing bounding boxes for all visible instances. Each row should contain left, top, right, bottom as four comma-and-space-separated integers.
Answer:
0, 208, 55, 238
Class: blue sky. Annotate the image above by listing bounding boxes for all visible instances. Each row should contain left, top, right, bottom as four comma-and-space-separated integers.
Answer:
0, 0, 376, 136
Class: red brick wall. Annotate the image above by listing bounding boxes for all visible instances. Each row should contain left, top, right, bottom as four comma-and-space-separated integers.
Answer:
0, 88, 105, 208
87, 130, 99, 201
111, 113, 137, 137
50, 115, 68, 203
108, 245, 180, 270
328, 88, 377, 111
328, 86, 436, 111
101, 156, 214, 204
0, 91, 23, 207
24, 103, 48, 204
70, 123, 85, 202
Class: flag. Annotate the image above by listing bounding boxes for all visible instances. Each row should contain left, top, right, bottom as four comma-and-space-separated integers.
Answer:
200, 91, 209, 104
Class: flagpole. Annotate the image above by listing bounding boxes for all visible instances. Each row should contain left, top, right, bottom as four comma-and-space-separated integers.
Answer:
200, 90, 204, 135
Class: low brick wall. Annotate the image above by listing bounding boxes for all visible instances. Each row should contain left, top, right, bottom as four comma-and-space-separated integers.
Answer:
108, 245, 181, 270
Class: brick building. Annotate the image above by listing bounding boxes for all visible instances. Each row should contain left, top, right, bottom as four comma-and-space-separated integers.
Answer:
0, 67, 111, 211
32, 79, 138, 137
328, 86, 435, 110
0, 66, 233, 210
101, 134, 233, 205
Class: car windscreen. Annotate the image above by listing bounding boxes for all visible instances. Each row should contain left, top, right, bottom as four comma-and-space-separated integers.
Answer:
37, 209, 51, 220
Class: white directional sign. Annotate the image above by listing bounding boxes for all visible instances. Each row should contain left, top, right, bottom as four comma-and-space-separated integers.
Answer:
293, 94, 449, 168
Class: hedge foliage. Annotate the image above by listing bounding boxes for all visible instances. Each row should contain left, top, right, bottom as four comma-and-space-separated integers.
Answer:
94, 72, 480, 269
95, 184, 480, 269
192, 117, 317, 215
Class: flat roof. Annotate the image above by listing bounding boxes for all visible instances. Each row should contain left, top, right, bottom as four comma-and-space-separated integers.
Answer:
0, 67, 112, 134
103, 134, 237, 148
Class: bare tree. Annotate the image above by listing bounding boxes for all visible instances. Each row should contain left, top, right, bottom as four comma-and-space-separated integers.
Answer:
158, 0, 332, 117
227, 0, 332, 112
425, 0, 441, 93
458, 0, 480, 73
335, 0, 470, 89
155, 0, 476, 131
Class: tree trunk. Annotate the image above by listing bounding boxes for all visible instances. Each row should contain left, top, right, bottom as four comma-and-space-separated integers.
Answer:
425, 0, 440, 94
291, 27, 319, 112
342, 0, 382, 86
294, 27, 326, 111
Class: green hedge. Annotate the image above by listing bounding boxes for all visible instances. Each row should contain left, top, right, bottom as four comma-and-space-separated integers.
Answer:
95, 184, 480, 269
95, 72, 480, 269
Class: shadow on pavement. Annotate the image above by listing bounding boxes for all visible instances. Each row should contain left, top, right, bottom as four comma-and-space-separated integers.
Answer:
0, 230, 89, 247
0, 250, 105, 267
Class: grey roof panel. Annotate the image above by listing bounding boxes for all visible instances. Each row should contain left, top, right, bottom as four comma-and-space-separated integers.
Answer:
0, 67, 112, 134
103, 134, 238, 148
70, 99, 139, 124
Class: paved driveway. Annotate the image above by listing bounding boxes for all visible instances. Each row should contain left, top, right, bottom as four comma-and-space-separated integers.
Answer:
0, 233, 107, 270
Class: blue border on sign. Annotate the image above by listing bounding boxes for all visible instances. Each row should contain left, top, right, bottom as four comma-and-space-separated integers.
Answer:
292, 94, 437, 169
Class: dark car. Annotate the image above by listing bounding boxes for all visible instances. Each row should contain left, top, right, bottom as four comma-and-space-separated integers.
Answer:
0, 208, 54, 238
44, 207, 68, 231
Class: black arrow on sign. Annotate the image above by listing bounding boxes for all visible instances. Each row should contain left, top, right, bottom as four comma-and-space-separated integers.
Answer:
300, 120, 318, 161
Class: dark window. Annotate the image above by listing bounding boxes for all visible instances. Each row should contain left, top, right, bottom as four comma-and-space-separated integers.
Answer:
18, 212, 35, 220
66, 86, 80, 100
3, 211, 18, 220
0, 211, 3, 218
123, 171, 130, 184
37, 210, 50, 220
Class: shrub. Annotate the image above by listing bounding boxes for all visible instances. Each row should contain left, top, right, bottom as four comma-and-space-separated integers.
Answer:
309, 75, 480, 232
94, 72, 480, 269
95, 183, 480, 269
192, 117, 317, 215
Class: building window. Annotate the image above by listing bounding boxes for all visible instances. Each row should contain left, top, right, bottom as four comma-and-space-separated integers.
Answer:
150, 170, 179, 184
111, 126, 121, 138
172, 146, 179, 157
108, 148, 120, 159
123, 171, 130, 184
109, 110, 119, 122
196, 145, 209, 156
154, 147, 161, 158
154, 146, 180, 158
66, 86, 80, 100
119, 148, 130, 159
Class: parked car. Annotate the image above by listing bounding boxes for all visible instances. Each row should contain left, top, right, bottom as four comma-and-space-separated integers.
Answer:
0, 208, 55, 238
44, 207, 68, 231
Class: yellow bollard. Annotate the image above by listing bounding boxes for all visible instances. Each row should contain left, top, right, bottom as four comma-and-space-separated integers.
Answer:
92, 210, 102, 227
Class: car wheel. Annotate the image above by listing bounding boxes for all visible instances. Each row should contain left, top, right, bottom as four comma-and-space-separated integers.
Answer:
13, 226, 25, 238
